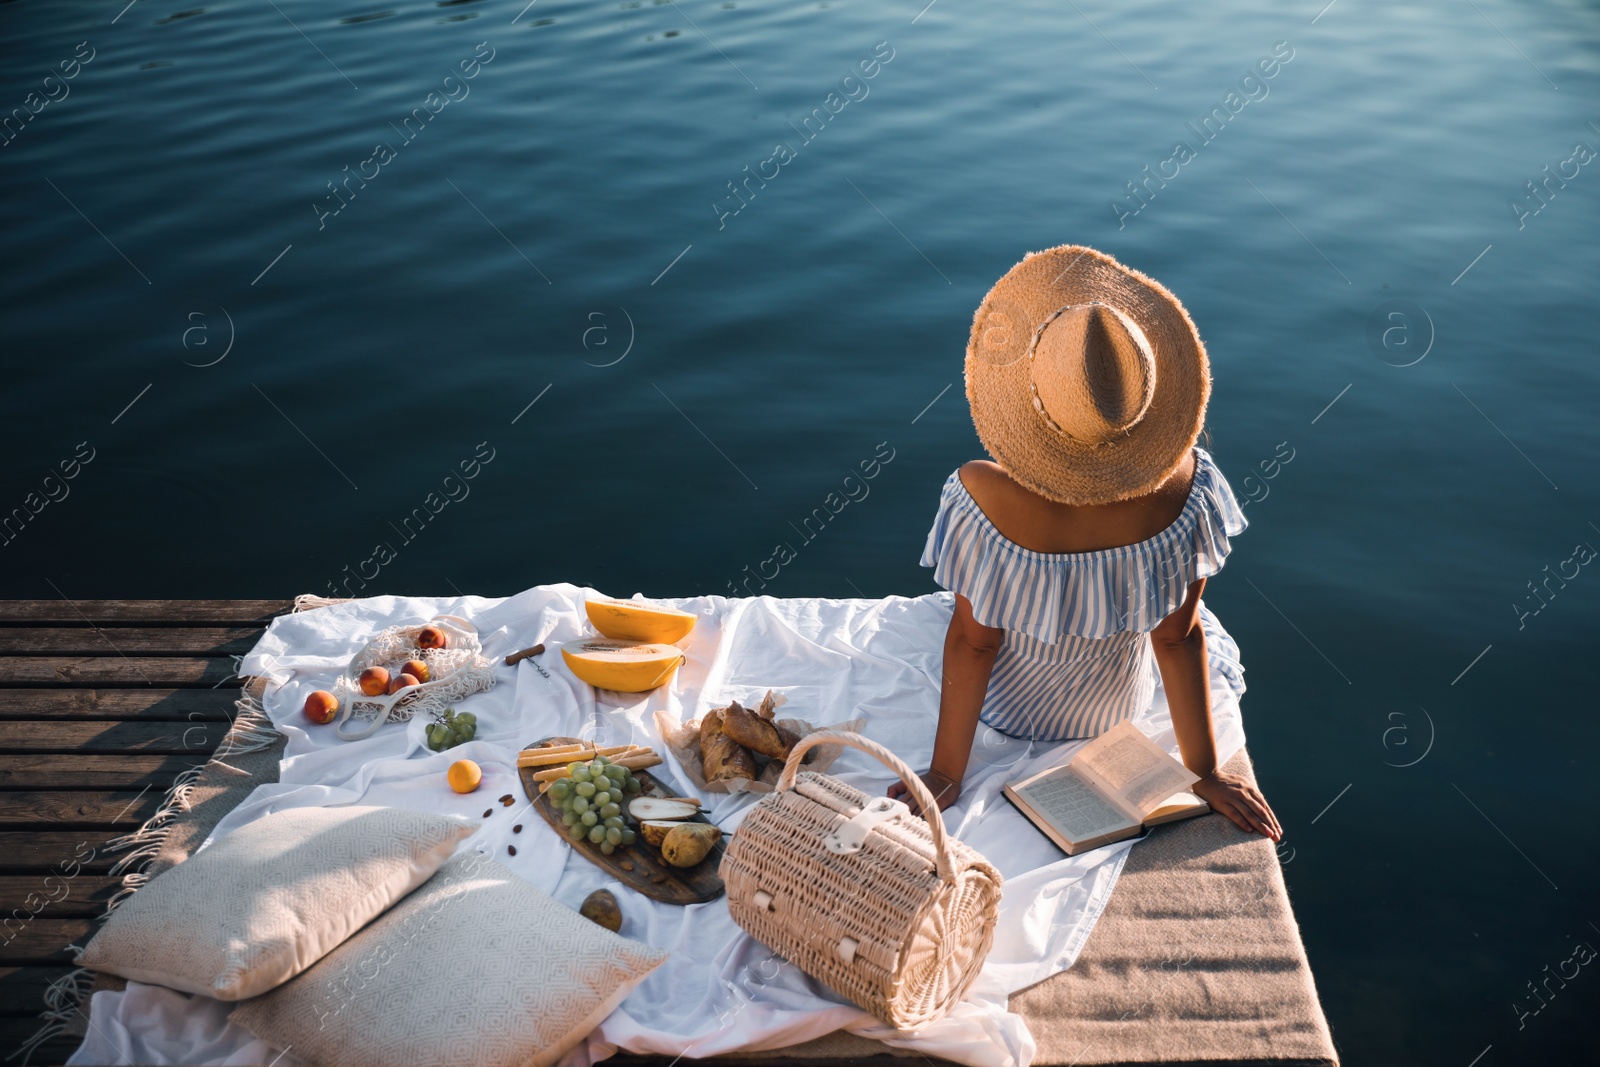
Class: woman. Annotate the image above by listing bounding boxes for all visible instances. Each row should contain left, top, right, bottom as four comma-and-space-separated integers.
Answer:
889, 245, 1281, 841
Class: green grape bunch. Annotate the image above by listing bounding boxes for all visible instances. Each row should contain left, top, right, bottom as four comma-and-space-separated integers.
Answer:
425, 708, 476, 752
547, 755, 643, 855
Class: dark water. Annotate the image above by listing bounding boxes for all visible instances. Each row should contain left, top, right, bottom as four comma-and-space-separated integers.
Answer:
4, 0, 1599, 1060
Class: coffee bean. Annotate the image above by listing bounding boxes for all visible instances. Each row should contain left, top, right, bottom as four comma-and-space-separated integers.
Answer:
499, 794, 515, 805
483, 809, 493, 818
508, 845, 517, 856
512, 824, 522, 833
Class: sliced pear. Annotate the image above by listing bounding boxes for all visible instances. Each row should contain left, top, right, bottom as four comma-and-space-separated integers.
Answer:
629, 797, 700, 822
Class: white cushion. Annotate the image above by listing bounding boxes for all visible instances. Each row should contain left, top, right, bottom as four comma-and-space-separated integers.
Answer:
79, 806, 475, 1000
229, 851, 668, 1067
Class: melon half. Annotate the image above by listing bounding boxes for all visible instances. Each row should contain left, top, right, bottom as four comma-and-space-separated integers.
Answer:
585, 597, 697, 644
561, 638, 686, 693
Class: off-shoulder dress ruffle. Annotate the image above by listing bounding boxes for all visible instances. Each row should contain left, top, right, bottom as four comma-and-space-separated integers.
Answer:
919, 447, 1248, 741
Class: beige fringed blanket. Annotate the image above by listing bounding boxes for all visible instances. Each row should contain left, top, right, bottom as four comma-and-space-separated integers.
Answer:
55, 696, 1334, 1066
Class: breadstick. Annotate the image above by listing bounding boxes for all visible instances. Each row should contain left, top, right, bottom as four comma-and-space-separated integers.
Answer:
514, 747, 589, 768
516, 742, 640, 768
531, 748, 659, 781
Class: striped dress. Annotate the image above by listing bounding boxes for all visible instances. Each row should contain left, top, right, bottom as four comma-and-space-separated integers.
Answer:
919, 447, 1248, 742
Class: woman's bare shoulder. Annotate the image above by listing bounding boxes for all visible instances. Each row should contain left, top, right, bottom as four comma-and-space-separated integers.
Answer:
954, 452, 1199, 553
956, 460, 1013, 507
957, 460, 1039, 527
956, 459, 1008, 490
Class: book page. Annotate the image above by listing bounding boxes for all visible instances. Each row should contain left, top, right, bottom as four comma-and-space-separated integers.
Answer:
1144, 792, 1209, 826
1015, 767, 1137, 843
1074, 722, 1199, 817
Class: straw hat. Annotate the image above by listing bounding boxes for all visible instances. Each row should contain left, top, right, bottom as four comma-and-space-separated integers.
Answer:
964, 245, 1209, 505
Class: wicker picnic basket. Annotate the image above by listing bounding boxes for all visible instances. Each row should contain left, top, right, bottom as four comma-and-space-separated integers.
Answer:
720, 730, 1003, 1031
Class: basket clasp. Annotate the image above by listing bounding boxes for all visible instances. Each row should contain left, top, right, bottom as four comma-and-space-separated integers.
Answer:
823, 796, 908, 856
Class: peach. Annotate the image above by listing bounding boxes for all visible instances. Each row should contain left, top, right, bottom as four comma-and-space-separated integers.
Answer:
401, 659, 431, 684
387, 672, 420, 695
417, 625, 447, 650
303, 690, 339, 724
359, 666, 390, 696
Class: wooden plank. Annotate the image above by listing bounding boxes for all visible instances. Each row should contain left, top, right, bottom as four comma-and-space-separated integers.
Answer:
0, 791, 168, 829
0, 1036, 82, 1067
0, 657, 239, 688
0, 834, 126, 872
0, 755, 207, 792
0, 919, 97, 964
0, 627, 261, 656
613, 1056, 922, 1067
0, 689, 240, 721
0, 721, 227, 755
0, 1016, 79, 1067
0, 965, 73, 1005
0, 600, 291, 625
0, 1030, 78, 1067
0, 877, 120, 918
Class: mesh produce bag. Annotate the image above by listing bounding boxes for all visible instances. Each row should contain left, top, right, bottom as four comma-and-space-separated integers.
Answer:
329, 615, 496, 741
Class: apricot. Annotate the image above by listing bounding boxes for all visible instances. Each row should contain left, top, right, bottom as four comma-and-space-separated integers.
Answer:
359, 666, 390, 696
401, 659, 431, 683
447, 759, 481, 794
303, 690, 339, 724
417, 625, 447, 650
387, 672, 420, 695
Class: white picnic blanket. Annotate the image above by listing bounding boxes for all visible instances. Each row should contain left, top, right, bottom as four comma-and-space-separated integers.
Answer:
69, 583, 1245, 1067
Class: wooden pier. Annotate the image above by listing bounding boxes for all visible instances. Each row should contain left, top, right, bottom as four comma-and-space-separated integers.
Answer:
0, 599, 292, 1064
0, 599, 1337, 1066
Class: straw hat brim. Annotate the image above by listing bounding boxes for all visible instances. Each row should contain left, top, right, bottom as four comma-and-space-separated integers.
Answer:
964, 245, 1210, 506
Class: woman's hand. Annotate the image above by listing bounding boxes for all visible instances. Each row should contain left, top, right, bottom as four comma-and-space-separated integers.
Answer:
888, 769, 961, 816
1192, 768, 1282, 841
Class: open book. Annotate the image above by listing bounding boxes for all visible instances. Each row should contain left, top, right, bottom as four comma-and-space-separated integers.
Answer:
1002, 721, 1210, 855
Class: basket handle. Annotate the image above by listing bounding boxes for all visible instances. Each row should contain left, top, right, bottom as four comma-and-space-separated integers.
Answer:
333, 694, 400, 741
777, 730, 956, 883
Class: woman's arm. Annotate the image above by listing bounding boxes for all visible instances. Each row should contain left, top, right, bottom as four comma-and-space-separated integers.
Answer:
888, 593, 1003, 814
1150, 579, 1281, 840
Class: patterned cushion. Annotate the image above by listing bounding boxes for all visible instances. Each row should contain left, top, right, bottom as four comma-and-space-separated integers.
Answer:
78, 806, 475, 1000
229, 852, 668, 1067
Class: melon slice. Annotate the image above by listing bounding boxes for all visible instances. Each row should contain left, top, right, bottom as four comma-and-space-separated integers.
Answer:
586, 597, 698, 644
560, 638, 685, 693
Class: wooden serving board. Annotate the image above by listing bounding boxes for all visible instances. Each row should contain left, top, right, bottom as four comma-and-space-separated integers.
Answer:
519, 736, 724, 905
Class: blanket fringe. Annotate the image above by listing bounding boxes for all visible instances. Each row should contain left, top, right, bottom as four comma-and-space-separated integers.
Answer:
5, 962, 93, 1064
14, 690, 283, 1059
213, 695, 282, 758
294, 593, 354, 612
101, 694, 279, 909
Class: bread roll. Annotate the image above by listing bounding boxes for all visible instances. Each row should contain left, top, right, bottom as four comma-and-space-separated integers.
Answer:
699, 707, 757, 783
721, 699, 800, 761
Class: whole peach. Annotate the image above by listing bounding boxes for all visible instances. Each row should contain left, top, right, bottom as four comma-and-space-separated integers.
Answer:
359, 666, 390, 697
387, 672, 420, 695
417, 626, 447, 650
401, 659, 431, 684
303, 690, 339, 724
